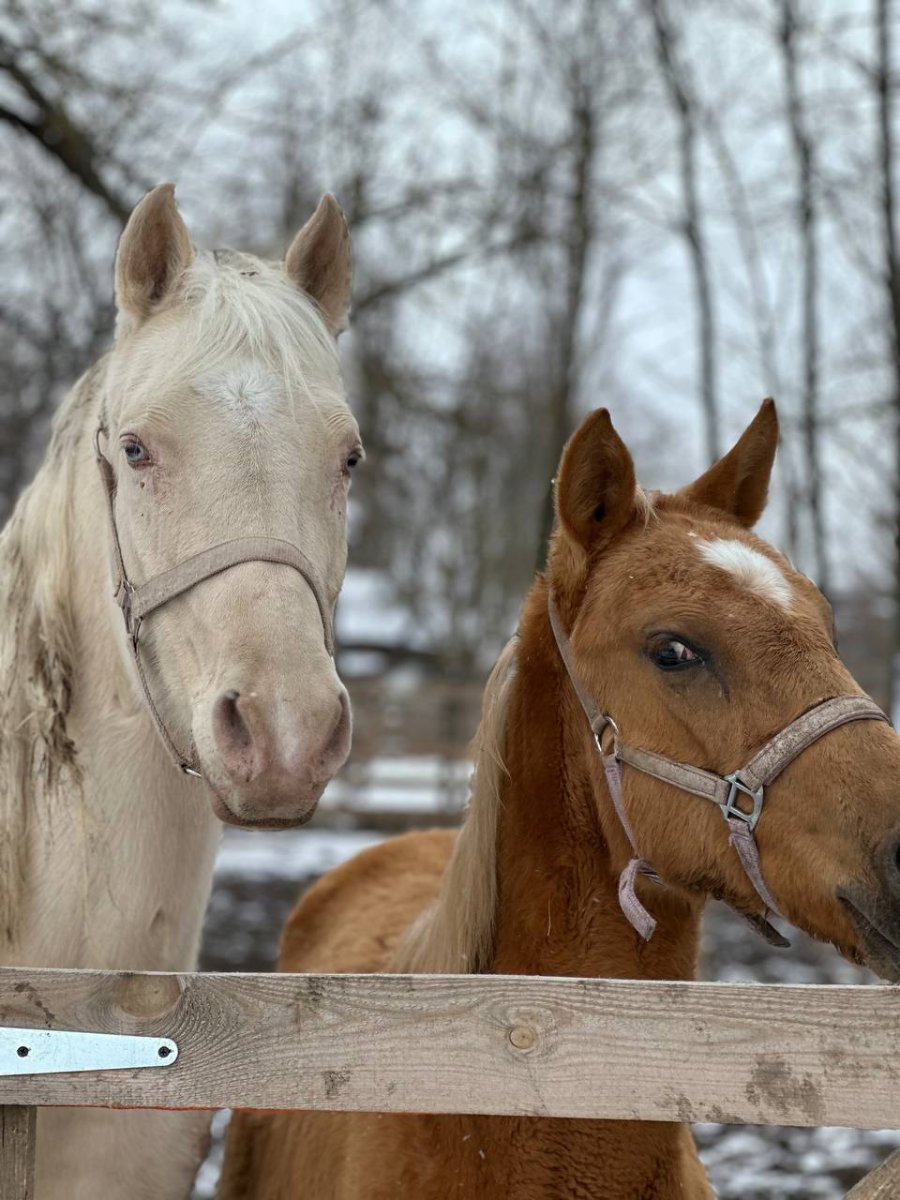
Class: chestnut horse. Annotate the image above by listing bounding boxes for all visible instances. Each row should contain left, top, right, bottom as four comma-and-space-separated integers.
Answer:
220, 402, 900, 1199
0, 184, 360, 1199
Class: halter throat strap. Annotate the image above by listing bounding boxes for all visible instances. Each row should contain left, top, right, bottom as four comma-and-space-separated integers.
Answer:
547, 590, 889, 942
93, 425, 335, 776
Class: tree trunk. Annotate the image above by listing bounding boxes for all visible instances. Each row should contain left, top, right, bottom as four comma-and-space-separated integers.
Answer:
648, 0, 720, 465
779, 0, 829, 591
876, 0, 900, 715
536, 78, 596, 562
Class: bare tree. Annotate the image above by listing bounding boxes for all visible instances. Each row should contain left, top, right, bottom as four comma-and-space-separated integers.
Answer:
778, 0, 829, 591
647, 0, 721, 464
0, 33, 130, 220
875, 0, 900, 712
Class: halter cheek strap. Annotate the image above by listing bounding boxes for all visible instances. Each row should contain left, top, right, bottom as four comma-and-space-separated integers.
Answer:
547, 592, 890, 943
94, 425, 336, 776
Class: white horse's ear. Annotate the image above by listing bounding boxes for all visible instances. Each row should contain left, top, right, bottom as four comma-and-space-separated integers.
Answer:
285, 194, 352, 336
115, 183, 194, 329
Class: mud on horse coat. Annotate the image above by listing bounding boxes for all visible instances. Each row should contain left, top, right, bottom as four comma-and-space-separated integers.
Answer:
220, 400, 900, 1200
0, 183, 360, 1200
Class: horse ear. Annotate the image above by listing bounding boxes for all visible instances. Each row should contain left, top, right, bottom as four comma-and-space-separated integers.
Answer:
285, 194, 352, 336
678, 399, 778, 528
115, 183, 194, 328
555, 409, 637, 550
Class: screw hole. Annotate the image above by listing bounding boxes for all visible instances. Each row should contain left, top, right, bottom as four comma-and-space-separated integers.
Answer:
158, 1045, 171, 1058
16, 1046, 29, 1058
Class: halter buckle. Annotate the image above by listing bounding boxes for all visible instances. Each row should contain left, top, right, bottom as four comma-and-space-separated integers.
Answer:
721, 772, 764, 831
591, 713, 620, 757
115, 579, 140, 644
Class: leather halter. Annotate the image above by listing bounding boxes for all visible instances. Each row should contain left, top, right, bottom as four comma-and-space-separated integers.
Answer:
548, 592, 890, 943
94, 425, 336, 777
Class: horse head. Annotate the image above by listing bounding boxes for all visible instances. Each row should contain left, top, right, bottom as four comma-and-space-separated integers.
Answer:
549, 401, 900, 978
99, 184, 358, 828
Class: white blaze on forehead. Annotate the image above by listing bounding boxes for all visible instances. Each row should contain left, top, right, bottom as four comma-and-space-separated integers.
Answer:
697, 538, 794, 609
195, 364, 282, 428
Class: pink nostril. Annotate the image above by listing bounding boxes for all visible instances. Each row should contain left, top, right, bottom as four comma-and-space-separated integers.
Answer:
222, 691, 251, 749
213, 689, 263, 782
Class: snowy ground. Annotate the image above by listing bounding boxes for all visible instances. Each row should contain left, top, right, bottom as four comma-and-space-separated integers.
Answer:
194, 796, 900, 1199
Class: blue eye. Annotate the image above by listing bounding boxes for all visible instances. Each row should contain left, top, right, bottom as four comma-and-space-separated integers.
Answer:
123, 440, 150, 466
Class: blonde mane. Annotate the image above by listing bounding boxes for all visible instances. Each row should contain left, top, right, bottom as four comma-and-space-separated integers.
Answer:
0, 364, 103, 942
394, 636, 518, 974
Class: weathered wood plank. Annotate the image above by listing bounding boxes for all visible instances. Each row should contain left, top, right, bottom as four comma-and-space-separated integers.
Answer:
845, 1149, 900, 1197
0, 967, 899, 1129
0, 1106, 35, 1200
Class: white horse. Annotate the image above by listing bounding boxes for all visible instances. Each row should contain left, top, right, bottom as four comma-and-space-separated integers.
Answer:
0, 183, 360, 1199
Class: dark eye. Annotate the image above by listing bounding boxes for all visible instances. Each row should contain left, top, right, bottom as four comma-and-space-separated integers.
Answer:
344, 449, 362, 475
122, 439, 151, 467
650, 638, 703, 671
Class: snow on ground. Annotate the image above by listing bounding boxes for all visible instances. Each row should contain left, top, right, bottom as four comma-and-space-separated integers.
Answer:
336, 567, 422, 649
215, 827, 384, 880
323, 756, 471, 811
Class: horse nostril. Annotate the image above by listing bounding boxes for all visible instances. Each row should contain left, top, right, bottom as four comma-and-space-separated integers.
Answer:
319, 690, 351, 773
215, 689, 253, 755
878, 833, 900, 899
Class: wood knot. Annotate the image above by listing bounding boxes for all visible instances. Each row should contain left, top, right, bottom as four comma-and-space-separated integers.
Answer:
114, 973, 182, 1020
508, 1024, 537, 1052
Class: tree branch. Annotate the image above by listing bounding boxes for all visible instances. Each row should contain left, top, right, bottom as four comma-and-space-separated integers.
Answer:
0, 41, 130, 221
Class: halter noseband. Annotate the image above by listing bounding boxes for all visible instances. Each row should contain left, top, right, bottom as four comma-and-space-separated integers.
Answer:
548, 591, 890, 943
94, 424, 336, 777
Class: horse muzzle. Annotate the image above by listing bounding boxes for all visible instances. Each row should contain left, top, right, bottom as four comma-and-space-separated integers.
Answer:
195, 683, 351, 828
837, 884, 900, 983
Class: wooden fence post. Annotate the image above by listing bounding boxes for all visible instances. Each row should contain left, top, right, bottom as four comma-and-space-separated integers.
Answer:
845, 1149, 900, 1197
0, 1106, 35, 1199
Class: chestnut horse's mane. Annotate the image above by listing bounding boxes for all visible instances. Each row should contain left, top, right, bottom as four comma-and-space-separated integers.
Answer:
394, 635, 518, 974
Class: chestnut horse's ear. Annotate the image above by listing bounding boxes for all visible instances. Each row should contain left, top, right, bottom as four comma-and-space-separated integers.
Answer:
677, 399, 778, 528
555, 409, 637, 550
115, 183, 194, 328
285, 194, 352, 336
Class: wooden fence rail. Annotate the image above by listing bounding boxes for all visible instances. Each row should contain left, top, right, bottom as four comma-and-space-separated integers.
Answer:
1, 967, 900, 1126
2, 967, 900, 1196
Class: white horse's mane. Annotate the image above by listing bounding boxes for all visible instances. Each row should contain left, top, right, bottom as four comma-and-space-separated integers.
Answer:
0, 252, 341, 944
394, 636, 518, 974
0, 368, 95, 943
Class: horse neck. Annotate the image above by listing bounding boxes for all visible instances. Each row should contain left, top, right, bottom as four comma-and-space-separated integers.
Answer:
490, 580, 701, 981
0, 360, 220, 967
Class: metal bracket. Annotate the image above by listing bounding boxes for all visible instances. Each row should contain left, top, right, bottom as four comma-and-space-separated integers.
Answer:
0, 1028, 178, 1076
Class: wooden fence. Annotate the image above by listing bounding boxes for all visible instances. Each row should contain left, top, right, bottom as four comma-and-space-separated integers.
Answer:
1, 966, 899, 1197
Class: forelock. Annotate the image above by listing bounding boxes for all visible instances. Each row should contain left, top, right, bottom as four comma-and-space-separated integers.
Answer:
115, 249, 345, 413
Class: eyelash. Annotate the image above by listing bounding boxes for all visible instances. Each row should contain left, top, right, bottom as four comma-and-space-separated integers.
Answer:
122, 438, 151, 468
647, 633, 706, 672
344, 448, 363, 476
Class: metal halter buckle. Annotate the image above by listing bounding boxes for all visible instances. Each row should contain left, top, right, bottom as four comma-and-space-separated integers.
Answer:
721, 772, 764, 831
114, 578, 140, 643
591, 713, 620, 757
